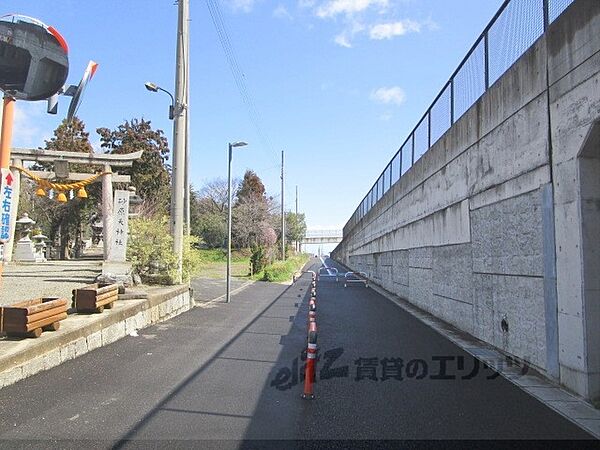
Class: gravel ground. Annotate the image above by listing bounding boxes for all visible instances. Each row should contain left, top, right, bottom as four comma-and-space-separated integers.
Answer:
0, 261, 102, 306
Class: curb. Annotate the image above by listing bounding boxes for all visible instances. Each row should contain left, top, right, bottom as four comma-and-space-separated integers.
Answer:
195, 280, 254, 306
0, 285, 193, 391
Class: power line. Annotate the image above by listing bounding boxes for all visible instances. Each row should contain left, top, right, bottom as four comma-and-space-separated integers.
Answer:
205, 0, 277, 166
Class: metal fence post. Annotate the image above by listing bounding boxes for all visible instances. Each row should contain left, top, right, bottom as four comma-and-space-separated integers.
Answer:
427, 111, 432, 150
399, 149, 403, 178
450, 79, 455, 125
484, 32, 490, 90
349, 0, 564, 236
543, 0, 550, 31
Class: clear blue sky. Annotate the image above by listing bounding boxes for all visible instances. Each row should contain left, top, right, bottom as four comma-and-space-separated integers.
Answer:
2, 0, 503, 240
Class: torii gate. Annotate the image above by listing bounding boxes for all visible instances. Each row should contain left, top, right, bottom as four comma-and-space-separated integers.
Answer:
3, 147, 143, 262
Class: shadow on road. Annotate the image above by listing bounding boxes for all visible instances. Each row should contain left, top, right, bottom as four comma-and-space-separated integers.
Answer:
237, 259, 592, 443
109, 258, 591, 447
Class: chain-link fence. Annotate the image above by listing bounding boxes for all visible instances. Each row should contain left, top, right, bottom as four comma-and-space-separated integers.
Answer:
348, 0, 575, 232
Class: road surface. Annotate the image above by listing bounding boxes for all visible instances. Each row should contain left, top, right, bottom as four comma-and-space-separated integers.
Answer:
0, 258, 593, 448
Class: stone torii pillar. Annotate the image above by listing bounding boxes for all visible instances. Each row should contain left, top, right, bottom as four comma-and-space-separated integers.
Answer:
102, 163, 113, 260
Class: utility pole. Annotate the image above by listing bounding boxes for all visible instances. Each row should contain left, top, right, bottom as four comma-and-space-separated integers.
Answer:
281, 150, 285, 261
295, 185, 298, 253
171, 0, 189, 283
184, 8, 191, 237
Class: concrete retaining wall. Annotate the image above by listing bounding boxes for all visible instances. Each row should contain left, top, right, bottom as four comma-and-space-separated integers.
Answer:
333, 0, 600, 405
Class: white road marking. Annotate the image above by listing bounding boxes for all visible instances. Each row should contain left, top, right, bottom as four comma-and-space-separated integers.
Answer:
319, 257, 333, 275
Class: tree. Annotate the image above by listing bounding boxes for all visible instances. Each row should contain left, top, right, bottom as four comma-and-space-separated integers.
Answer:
189, 187, 203, 237
231, 170, 277, 270
285, 212, 307, 245
232, 170, 271, 249
43, 117, 93, 154
197, 212, 227, 248
232, 199, 269, 249
190, 178, 240, 247
97, 118, 171, 214
193, 171, 283, 268
195, 178, 240, 216
236, 170, 266, 205
200, 178, 230, 214
23, 117, 100, 259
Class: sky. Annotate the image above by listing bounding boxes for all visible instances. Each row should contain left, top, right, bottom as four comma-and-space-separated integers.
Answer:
1, 0, 504, 253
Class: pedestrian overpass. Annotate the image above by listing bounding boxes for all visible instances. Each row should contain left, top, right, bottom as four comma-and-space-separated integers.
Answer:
301, 230, 343, 246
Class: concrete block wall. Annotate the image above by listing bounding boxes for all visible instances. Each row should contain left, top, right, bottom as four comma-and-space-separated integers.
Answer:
333, 0, 600, 404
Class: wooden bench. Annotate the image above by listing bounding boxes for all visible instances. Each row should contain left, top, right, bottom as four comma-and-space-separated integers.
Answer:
1, 297, 68, 338
72, 283, 119, 313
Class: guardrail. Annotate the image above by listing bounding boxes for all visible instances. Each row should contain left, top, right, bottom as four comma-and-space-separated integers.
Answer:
344, 271, 369, 289
345, 0, 575, 235
317, 266, 338, 283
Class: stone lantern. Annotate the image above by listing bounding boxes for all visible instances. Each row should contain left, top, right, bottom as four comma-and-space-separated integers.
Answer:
32, 233, 48, 262
90, 214, 103, 247
14, 213, 43, 262
128, 186, 143, 217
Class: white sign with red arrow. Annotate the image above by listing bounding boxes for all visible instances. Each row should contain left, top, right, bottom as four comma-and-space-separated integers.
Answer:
0, 168, 15, 243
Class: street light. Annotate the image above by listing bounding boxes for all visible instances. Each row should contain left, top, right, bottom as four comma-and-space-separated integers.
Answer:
143, 0, 188, 285
226, 141, 248, 304
144, 79, 186, 283
144, 81, 175, 120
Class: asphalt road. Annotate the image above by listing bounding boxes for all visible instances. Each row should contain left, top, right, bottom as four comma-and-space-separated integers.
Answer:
0, 257, 594, 448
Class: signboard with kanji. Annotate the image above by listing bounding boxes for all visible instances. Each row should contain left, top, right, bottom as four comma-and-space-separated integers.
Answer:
0, 168, 15, 243
111, 190, 130, 262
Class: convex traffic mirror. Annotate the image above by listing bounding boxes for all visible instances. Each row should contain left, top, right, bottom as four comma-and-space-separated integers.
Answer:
0, 14, 69, 101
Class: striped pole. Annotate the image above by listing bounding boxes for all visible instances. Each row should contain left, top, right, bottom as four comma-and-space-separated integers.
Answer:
302, 321, 318, 400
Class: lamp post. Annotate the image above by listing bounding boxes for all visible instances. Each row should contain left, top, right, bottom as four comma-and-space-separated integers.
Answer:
144, 80, 183, 283
226, 141, 248, 304
144, 82, 176, 120
145, 85, 187, 284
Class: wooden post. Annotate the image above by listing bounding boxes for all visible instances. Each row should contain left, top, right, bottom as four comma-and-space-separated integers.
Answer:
102, 164, 113, 260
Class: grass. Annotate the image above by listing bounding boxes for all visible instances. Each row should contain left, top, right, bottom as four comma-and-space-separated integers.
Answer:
197, 248, 249, 263
252, 254, 310, 283
195, 248, 251, 279
194, 248, 309, 283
